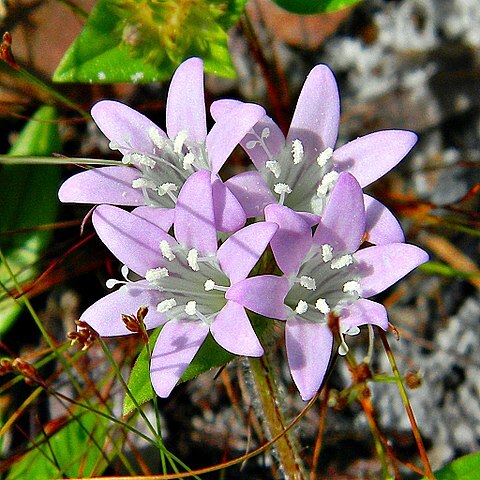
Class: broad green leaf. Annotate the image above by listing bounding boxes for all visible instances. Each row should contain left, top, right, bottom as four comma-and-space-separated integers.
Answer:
53, 0, 248, 84
272, 0, 361, 15
0, 106, 61, 335
6, 410, 110, 479
421, 452, 480, 480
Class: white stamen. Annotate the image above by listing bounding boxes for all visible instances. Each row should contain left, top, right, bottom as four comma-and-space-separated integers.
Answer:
187, 249, 199, 271
338, 341, 349, 356
157, 298, 177, 312
343, 280, 361, 295
204, 279, 215, 291
132, 178, 157, 190
148, 127, 166, 150
157, 183, 178, 196
265, 160, 281, 178
315, 298, 330, 314
182, 152, 195, 170
160, 240, 175, 261
317, 171, 339, 196
106, 279, 120, 289
174, 130, 188, 154
185, 301, 197, 315
295, 300, 308, 314
299, 276, 316, 290
121, 265, 130, 280
316, 147, 334, 167
330, 254, 354, 270
273, 183, 292, 195
346, 326, 361, 336
291, 139, 304, 164
261, 127, 270, 139
128, 152, 156, 168
145, 267, 169, 283
321, 244, 334, 263
109, 141, 121, 151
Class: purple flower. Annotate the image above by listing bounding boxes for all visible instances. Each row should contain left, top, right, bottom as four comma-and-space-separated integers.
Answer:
226, 173, 429, 401
78, 170, 280, 398
211, 64, 417, 244
59, 57, 266, 232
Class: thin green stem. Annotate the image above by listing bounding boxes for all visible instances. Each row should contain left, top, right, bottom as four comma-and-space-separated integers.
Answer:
0, 156, 119, 166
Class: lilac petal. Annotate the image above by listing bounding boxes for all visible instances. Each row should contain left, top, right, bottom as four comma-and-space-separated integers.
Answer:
210, 98, 243, 119
264, 204, 312, 276
58, 166, 144, 205
217, 222, 278, 283
131, 206, 174, 232
333, 130, 417, 188
355, 243, 429, 298
206, 103, 266, 175
211, 177, 246, 232
91, 100, 166, 155
364, 194, 405, 245
174, 170, 217, 255
225, 171, 276, 218
150, 319, 209, 398
166, 57, 207, 143
313, 173, 365, 253
93, 205, 173, 277
80, 281, 166, 337
226, 275, 289, 320
210, 301, 263, 356
340, 299, 388, 331
286, 318, 333, 401
286, 64, 340, 154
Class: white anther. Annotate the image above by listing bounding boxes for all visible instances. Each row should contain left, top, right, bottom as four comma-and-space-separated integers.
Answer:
129, 152, 156, 168
157, 298, 177, 313
145, 267, 169, 284
121, 265, 130, 279
182, 152, 195, 170
295, 300, 308, 315
266, 160, 281, 178
315, 298, 330, 314
204, 279, 215, 291
132, 178, 157, 190
291, 139, 304, 164
261, 127, 270, 138
330, 254, 354, 270
273, 183, 292, 195
109, 141, 121, 151
316, 147, 334, 167
344, 326, 361, 336
317, 171, 339, 196
343, 280, 361, 295
321, 244, 334, 263
185, 301, 197, 316
338, 341, 349, 356
300, 275, 316, 290
187, 249, 199, 271
106, 279, 120, 289
173, 130, 188, 154
148, 126, 166, 149
157, 183, 178, 196
246, 140, 259, 149
160, 240, 175, 261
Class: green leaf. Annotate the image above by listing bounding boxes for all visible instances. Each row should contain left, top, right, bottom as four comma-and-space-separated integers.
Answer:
0, 106, 61, 336
420, 261, 480, 280
422, 452, 480, 480
53, 0, 248, 84
271, 0, 362, 15
6, 410, 110, 479
123, 327, 235, 415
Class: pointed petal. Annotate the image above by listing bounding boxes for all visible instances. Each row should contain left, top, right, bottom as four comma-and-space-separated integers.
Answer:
286, 318, 333, 401
93, 205, 173, 277
313, 173, 365, 253
217, 222, 278, 283
132, 206, 174, 232
364, 194, 405, 245
174, 170, 217, 255
211, 177, 246, 232
80, 281, 166, 337
287, 64, 340, 155
264, 204, 312, 276
226, 275, 289, 320
333, 130, 417, 187
166, 57, 207, 143
210, 301, 263, 356
91, 100, 165, 155
207, 103, 266, 174
58, 166, 144, 205
355, 243, 429, 297
150, 319, 209, 398
225, 171, 275, 218
340, 299, 388, 331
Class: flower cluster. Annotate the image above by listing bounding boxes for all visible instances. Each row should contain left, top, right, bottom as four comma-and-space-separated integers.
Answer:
60, 58, 428, 401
